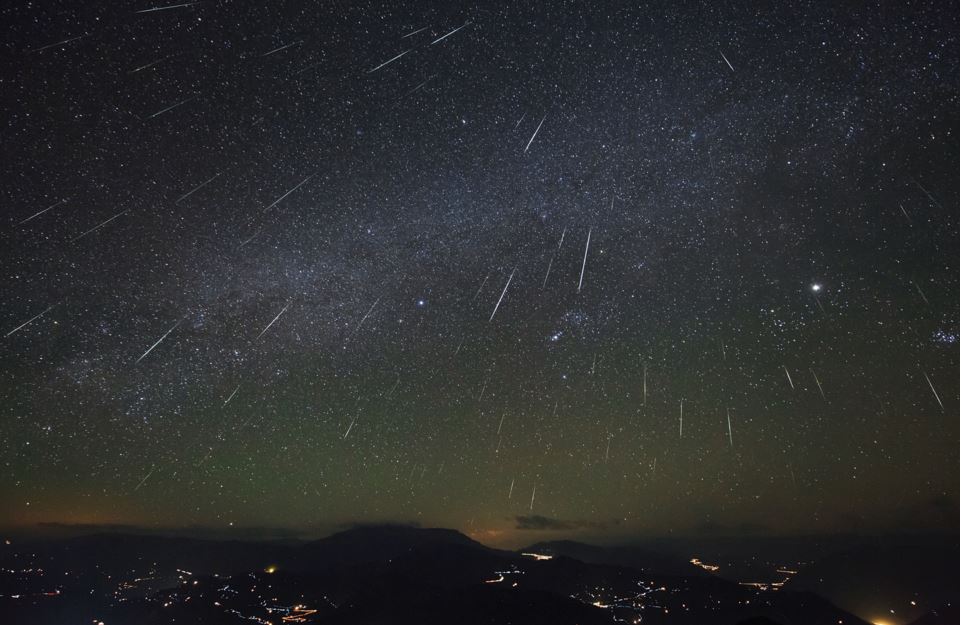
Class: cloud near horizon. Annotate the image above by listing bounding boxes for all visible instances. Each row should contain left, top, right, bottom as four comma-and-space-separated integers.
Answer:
513, 515, 620, 531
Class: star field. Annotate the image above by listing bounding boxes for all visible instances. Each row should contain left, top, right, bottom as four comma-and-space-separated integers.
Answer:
0, 0, 957, 544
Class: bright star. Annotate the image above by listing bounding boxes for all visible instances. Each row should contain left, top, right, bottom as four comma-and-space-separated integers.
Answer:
811, 284, 822, 292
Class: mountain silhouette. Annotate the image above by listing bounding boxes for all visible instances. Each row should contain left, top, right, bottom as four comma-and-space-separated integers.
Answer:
2, 525, 877, 625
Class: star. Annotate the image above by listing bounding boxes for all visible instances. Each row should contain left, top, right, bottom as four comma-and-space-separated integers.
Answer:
0, 0, 953, 548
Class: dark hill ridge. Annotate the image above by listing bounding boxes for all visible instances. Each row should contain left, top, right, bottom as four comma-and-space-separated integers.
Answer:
520, 538, 696, 575
783, 537, 958, 625
291, 524, 501, 569
10, 532, 292, 576
525, 533, 958, 625
3, 524, 499, 576
3, 525, 876, 625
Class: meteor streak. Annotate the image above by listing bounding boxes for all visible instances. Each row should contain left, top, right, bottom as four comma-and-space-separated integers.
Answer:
431, 21, 471, 45
136, 318, 183, 363
32, 34, 87, 52
256, 302, 290, 340
70, 209, 129, 242
679, 400, 684, 438
726, 408, 733, 447
175, 173, 220, 203
145, 96, 196, 119
346, 296, 381, 342
489, 268, 515, 322
720, 50, 735, 71
133, 468, 155, 491
578, 227, 591, 293
367, 49, 410, 73
262, 41, 302, 57
524, 115, 547, 153
810, 369, 826, 400
19, 199, 67, 225
263, 175, 314, 211
921, 370, 944, 412
224, 385, 240, 406
783, 365, 795, 390
402, 26, 428, 38
5, 304, 57, 338
135, 2, 197, 14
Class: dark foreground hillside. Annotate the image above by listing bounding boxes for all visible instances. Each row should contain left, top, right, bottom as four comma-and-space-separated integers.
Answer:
0, 525, 882, 625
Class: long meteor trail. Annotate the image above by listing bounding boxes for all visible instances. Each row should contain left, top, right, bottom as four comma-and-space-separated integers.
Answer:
368, 49, 410, 73
256, 302, 290, 340
541, 256, 554, 289
5, 304, 57, 338
489, 268, 515, 322
922, 370, 944, 412
402, 26, 428, 38
264, 175, 314, 211
129, 55, 178, 73
32, 34, 87, 53
135, 2, 198, 14
577, 227, 591, 293
346, 296, 382, 344
19, 199, 67, 225
720, 50, 735, 71
70, 209, 129, 242
145, 96, 196, 119
175, 173, 219, 203
343, 416, 357, 439
262, 40, 302, 57
726, 408, 734, 447
136, 318, 183, 363
524, 115, 546, 153
431, 21, 471, 45
133, 468, 156, 491
471, 274, 489, 302
810, 368, 826, 400
783, 365, 795, 390
224, 384, 240, 406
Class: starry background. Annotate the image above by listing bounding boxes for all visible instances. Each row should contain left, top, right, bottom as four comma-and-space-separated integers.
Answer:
0, 0, 957, 545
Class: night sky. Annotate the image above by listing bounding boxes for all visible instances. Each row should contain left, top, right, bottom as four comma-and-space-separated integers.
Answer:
1, 1, 957, 546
